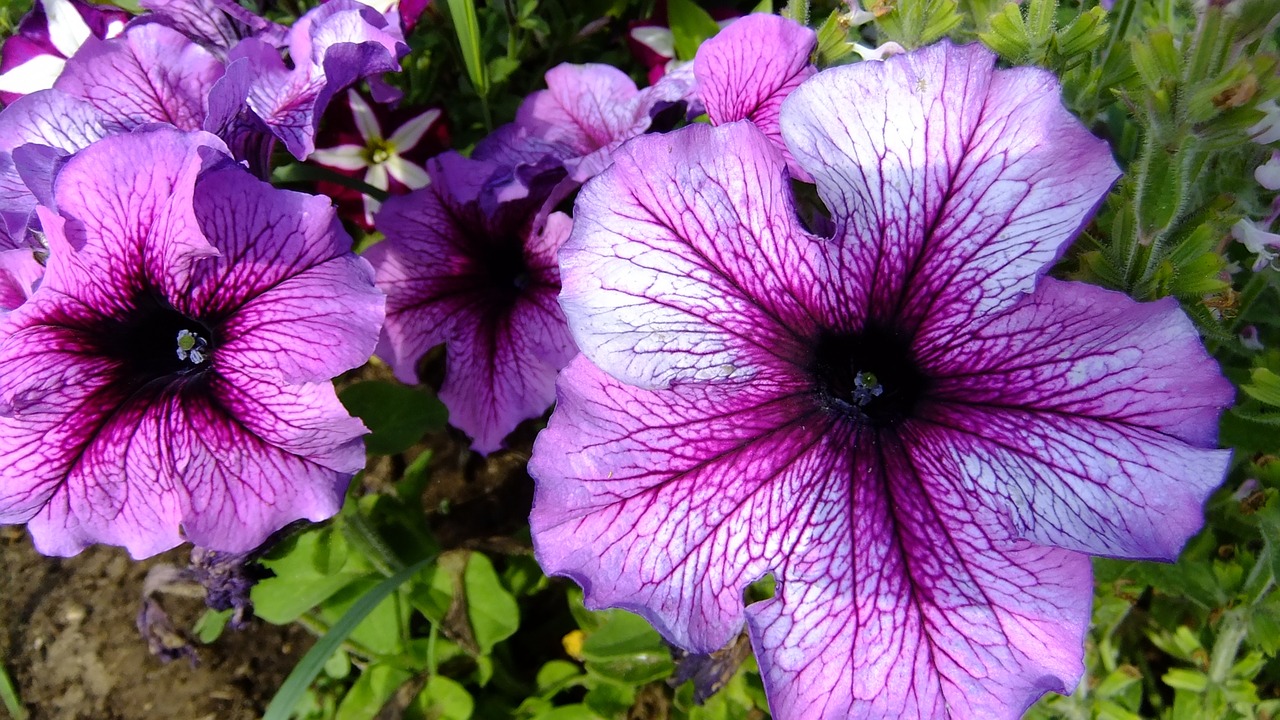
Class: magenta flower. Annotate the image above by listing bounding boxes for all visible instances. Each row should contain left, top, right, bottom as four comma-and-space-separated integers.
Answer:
368, 152, 575, 454
513, 62, 696, 184
0, 128, 383, 558
694, 13, 815, 179
0, 0, 129, 104
529, 43, 1233, 719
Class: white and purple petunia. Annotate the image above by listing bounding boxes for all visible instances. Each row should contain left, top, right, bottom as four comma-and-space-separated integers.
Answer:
368, 152, 575, 454
693, 13, 816, 180
529, 42, 1234, 719
0, 127, 384, 559
0, 0, 129, 104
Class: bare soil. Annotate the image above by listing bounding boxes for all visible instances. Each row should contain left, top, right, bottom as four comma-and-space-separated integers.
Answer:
1, 525, 310, 720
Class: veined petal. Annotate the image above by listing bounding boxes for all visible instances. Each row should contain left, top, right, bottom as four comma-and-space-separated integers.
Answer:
55, 24, 224, 131
530, 355, 821, 651
42, 129, 225, 313
517, 63, 643, 155
438, 289, 574, 453
695, 13, 816, 180
0, 88, 117, 154
310, 144, 368, 170
181, 164, 383, 382
745, 435, 1090, 720
780, 41, 1120, 338
560, 121, 831, 390
914, 279, 1232, 558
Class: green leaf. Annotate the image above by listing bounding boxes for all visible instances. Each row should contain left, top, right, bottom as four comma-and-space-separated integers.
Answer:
668, 0, 721, 60
580, 611, 673, 684
1163, 668, 1209, 692
339, 381, 447, 455
1244, 368, 1280, 407
536, 660, 583, 692
335, 663, 415, 720
193, 609, 232, 644
263, 556, 434, 720
414, 676, 474, 720
464, 553, 520, 653
0, 661, 27, 720
445, 0, 488, 96
271, 163, 390, 201
253, 529, 376, 624
529, 705, 602, 720
324, 649, 352, 679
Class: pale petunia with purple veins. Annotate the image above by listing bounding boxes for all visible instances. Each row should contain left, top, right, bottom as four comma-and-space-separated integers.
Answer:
694, 13, 816, 180
529, 42, 1233, 719
0, 128, 384, 559
368, 152, 576, 455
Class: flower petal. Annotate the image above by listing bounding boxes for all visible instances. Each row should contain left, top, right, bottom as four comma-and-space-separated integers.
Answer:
745, 435, 1090, 719
695, 14, 816, 180
54, 24, 224, 131
346, 87, 382, 142
780, 41, 1120, 339
0, 54, 66, 96
560, 121, 831, 390
41, 128, 225, 313
438, 289, 574, 453
387, 106, 442, 151
383, 154, 429, 188
42, 0, 93, 58
918, 279, 1233, 559
180, 163, 384, 383
530, 355, 819, 651
310, 143, 368, 171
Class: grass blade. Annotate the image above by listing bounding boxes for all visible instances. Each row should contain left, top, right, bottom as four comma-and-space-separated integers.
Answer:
0, 661, 27, 720
262, 556, 433, 720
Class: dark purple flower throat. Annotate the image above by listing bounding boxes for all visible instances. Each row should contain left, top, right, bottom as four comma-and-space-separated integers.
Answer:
810, 323, 928, 427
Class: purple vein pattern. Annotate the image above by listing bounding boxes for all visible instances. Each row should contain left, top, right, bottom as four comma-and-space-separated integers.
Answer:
694, 12, 816, 181
529, 42, 1234, 719
0, 128, 384, 559
368, 152, 576, 454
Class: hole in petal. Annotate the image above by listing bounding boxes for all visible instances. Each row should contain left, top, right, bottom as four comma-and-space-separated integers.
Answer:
790, 179, 835, 239
809, 323, 929, 428
743, 572, 777, 606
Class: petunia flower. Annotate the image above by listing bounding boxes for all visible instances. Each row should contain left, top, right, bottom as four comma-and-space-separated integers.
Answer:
310, 88, 443, 227
513, 61, 698, 184
529, 42, 1233, 719
234, 0, 409, 160
368, 152, 575, 454
0, 0, 129, 105
0, 127, 384, 558
694, 13, 816, 180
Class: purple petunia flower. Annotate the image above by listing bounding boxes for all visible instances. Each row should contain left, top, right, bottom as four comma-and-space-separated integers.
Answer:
0, 0, 129, 104
529, 42, 1233, 719
694, 13, 815, 180
368, 152, 575, 454
0, 127, 383, 558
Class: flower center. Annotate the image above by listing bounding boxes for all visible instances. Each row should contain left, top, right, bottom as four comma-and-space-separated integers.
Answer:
809, 323, 929, 427
102, 293, 216, 383
364, 139, 393, 165
487, 243, 531, 295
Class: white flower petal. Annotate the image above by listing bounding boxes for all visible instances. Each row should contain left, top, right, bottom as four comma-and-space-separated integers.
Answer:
346, 89, 382, 143
387, 108, 441, 152
309, 145, 368, 171
0, 55, 67, 95
384, 155, 430, 189
42, 0, 92, 58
